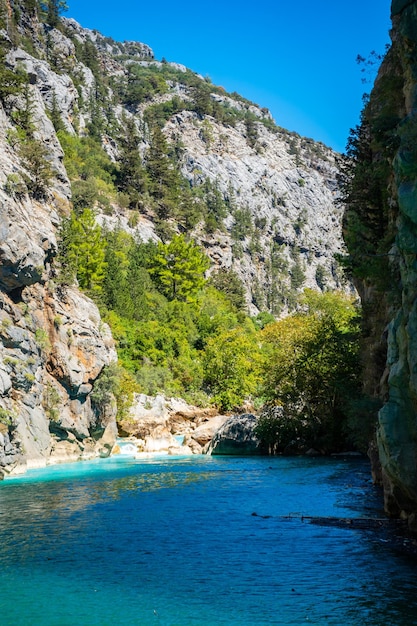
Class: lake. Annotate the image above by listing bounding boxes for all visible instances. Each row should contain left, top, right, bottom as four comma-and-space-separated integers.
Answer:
0, 454, 416, 625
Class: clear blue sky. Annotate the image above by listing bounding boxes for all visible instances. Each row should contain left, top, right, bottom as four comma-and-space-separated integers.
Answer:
65, 0, 392, 153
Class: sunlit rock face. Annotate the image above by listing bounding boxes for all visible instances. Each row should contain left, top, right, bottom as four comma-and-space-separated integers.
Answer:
0, 22, 117, 478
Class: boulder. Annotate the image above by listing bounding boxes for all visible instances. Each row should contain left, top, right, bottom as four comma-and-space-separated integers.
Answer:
119, 394, 170, 438
191, 415, 229, 446
206, 413, 262, 455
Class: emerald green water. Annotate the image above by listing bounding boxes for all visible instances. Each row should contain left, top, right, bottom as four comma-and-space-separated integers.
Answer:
0, 454, 416, 625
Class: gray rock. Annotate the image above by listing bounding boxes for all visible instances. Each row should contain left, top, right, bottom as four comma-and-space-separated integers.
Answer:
192, 415, 229, 446
0, 367, 11, 396
206, 414, 262, 455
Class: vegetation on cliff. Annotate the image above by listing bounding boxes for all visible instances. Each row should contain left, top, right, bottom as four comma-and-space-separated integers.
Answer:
0, 0, 369, 456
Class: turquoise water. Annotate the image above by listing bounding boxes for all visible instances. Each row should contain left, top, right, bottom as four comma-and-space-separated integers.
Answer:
0, 454, 416, 625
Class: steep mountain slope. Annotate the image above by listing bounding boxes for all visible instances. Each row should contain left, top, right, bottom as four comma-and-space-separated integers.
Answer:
0, 0, 347, 474
16, 11, 347, 313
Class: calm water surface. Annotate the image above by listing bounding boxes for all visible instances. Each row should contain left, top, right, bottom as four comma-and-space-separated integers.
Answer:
0, 454, 416, 625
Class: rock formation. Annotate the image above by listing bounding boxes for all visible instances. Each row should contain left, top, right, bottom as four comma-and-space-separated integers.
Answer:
0, 1, 349, 474
344, 0, 417, 523
116, 393, 227, 455
206, 413, 262, 455
0, 4, 118, 476
6, 8, 347, 316
377, 0, 417, 519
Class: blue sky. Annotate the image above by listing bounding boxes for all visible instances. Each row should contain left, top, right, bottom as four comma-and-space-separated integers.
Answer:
65, 0, 392, 153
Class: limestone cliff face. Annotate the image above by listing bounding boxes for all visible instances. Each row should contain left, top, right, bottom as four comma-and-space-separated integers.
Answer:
41, 15, 347, 315
0, 11, 117, 476
165, 113, 344, 313
346, 0, 417, 522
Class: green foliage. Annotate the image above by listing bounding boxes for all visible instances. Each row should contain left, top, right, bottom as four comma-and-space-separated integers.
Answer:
0, 43, 26, 103
91, 363, 119, 410
290, 257, 306, 291
92, 228, 263, 407
57, 131, 117, 212
209, 268, 246, 311
148, 235, 210, 302
259, 290, 362, 452
35, 328, 51, 355
119, 63, 168, 107
0, 407, 17, 428
255, 406, 307, 455
144, 96, 187, 128
4, 173, 27, 197
91, 362, 140, 422
58, 209, 107, 293
231, 207, 253, 240
245, 114, 258, 149
199, 179, 227, 233
19, 138, 53, 198
315, 264, 327, 290
57, 131, 117, 187
116, 116, 147, 208
202, 324, 262, 411
340, 47, 403, 291
43, 382, 60, 420
40, 1, 68, 27
48, 91, 65, 132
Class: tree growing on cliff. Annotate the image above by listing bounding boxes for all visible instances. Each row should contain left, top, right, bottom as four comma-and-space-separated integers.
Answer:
59, 209, 106, 293
40, 0, 68, 27
147, 235, 210, 302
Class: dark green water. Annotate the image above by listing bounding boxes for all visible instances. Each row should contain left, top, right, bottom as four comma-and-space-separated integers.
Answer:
0, 454, 416, 625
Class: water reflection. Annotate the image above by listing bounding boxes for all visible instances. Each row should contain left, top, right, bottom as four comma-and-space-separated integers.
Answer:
0, 465, 219, 529
1, 456, 417, 625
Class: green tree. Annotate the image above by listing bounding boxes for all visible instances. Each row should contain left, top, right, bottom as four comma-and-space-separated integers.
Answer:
0, 42, 26, 103
260, 290, 361, 451
148, 235, 210, 302
193, 82, 212, 117
19, 138, 53, 198
49, 90, 65, 132
245, 113, 258, 149
59, 209, 107, 293
209, 268, 246, 311
39, 0, 68, 27
201, 178, 227, 233
116, 116, 147, 208
102, 228, 131, 313
146, 126, 177, 197
203, 325, 262, 411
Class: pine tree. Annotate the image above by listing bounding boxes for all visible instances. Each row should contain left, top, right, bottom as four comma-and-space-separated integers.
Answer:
49, 90, 65, 132
146, 126, 177, 200
117, 117, 147, 207
148, 235, 210, 302
59, 209, 106, 293
43, 0, 68, 27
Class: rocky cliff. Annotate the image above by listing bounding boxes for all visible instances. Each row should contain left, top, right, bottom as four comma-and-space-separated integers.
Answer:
10, 8, 347, 315
0, 2, 117, 476
0, 0, 348, 474
344, 0, 417, 525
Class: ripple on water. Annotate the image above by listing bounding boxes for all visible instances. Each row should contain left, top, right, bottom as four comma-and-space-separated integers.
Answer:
0, 455, 416, 625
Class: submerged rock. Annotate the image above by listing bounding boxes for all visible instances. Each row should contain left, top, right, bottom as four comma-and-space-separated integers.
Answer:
206, 413, 262, 455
